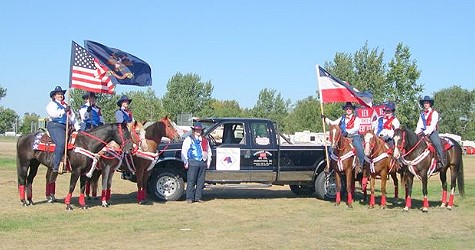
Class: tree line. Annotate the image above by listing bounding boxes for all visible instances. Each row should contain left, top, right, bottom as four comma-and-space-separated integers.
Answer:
1, 42, 474, 140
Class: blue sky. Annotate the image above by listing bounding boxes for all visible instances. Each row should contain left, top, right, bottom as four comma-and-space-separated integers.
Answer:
0, 1, 474, 118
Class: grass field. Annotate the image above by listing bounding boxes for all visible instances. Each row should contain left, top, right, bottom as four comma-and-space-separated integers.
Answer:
0, 138, 474, 249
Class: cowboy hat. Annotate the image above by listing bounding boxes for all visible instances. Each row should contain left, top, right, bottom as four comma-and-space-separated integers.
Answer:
116, 95, 132, 106
383, 101, 396, 112
342, 102, 356, 110
49, 86, 67, 98
190, 122, 204, 130
82, 92, 97, 100
419, 96, 434, 107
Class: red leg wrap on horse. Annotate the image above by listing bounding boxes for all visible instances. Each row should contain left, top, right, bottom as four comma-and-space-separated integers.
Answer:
101, 190, 107, 202
423, 197, 429, 208
362, 177, 368, 187
381, 195, 386, 206
65, 193, 72, 205
19, 185, 25, 200
441, 191, 447, 204
106, 189, 111, 201
27, 185, 33, 200
79, 193, 86, 206
51, 183, 55, 195
336, 192, 341, 203
85, 181, 90, 196
45, 183, 50, 197
370, 194, 375, 206
347, 192, 353, 204
405, 196, 411, 208
448, 194, 454, 207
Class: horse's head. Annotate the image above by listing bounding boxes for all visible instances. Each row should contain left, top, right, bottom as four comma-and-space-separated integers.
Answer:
160, 116, 180, 141
113, 123, 134, 153
363, 130, 376, 157
328, 124, 342, 150
393, 128, 406, 159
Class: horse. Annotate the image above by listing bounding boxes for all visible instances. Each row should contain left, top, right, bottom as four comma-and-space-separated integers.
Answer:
393, 128, 465, 212
16, 123, 133, 210
362, 130, 401, 208
87, 116, 180, 206
328, 124, 358, 208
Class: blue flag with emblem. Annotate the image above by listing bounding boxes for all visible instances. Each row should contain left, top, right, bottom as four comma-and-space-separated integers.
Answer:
84, 40, 152, 87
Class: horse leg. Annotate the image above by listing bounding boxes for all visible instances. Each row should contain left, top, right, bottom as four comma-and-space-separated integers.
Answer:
78, 175, 88, 209
439, 168, 448, 208
380, 172, 387, 209
65, 169, 81, 210
25, 161, 39, 205
403, 173, 414, 212
391, 172, 399, 202
334, 171, 342, 206
346, 169, 354, 208
447, 163, 457, 210
106, 170, 115, 204
361, 171, 368, 203
100, 165, 111, 207
46, 168, 59, 203
421, 177, 429, 212
369, 174, 375, 209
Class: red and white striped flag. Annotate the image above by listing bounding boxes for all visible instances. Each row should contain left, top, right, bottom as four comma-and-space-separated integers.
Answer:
69, 41, 115, 94
316, 65, 372, 107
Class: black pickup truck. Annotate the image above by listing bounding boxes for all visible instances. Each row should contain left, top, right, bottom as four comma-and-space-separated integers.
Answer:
142, 117, 335, 201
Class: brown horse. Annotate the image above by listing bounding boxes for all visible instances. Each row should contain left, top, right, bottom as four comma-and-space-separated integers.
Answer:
16, 123, 133, 210
328, 124, 357, 208
362, 130, 401, 208
88, 116, 180, 206
393, 128, 465, 212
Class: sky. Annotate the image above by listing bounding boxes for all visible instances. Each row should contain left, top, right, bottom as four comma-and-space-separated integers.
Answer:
0, 1, 474, 118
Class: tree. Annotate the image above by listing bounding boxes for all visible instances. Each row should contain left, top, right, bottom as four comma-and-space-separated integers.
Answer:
285, 96, 322, 133
0, 107, 19, 134
251, 88, 291, 132
210, 99, 246, 117
19, 113, 40, 134
434, 86, 474, 139
125, 88, 163, 122
162, 73, 214, 120
385, 43, 422, 128
0, 85, 6, 101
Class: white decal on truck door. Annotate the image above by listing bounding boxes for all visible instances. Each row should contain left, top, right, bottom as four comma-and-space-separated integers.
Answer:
216, 148, 241, 170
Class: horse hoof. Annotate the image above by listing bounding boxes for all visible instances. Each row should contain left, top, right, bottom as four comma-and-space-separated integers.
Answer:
101, 202, 110, 208
334, 203, 340, 207
368, 205, 374, 209
81, 206, 89, 210
440, 203, 447, 208
402, 207, 409, 212
139, 200, 148, 205
447, 206, 453, 210
421, 207, 429, 213
66, 205, 74, 211
347, 204, 353, 209
380, 206, 386, 210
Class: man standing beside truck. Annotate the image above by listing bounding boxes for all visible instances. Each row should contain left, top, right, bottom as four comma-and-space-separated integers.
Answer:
181, 122, 212, 204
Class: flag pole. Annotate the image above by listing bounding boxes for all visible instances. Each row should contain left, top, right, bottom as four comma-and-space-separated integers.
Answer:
315, 65, 330, 172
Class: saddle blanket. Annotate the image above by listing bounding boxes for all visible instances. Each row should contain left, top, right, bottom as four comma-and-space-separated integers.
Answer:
32, 132, 77, 152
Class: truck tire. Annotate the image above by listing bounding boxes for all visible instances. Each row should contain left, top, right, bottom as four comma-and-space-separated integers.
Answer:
148, 170, 184, 201
315, 171, 337, 200
289, 185, 316, 196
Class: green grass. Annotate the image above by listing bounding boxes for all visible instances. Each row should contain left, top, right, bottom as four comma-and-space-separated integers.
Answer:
1, 149, 475, 249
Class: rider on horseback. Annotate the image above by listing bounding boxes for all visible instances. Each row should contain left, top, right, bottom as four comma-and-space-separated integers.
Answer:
415, 96, 446, 170
79, 92, 104, 131
324, 102, 365, 173
372, 101, 400, 148
45, 86, 80, 173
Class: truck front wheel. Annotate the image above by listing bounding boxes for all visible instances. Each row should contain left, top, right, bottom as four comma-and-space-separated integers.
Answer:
148, 170, 185, 201
315, 170, 337, 200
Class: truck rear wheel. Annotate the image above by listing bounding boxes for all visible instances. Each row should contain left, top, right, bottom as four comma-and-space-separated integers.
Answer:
289, 185, 316, 196
315, 171, 337, 200
148, 170, 184, 201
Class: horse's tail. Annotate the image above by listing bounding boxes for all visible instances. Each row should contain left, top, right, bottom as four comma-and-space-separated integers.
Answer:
449, 138, 465, 198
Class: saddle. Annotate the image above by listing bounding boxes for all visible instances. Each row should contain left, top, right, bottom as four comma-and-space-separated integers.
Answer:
32, 132, 78, 152
425, 137, 453, 153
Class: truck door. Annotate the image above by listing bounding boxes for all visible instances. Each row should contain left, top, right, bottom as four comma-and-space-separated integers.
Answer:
206, 121, 252, 182
249, 121, 277, 182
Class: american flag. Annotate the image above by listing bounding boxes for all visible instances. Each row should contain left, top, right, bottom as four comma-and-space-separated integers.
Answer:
69, 41, 115, 94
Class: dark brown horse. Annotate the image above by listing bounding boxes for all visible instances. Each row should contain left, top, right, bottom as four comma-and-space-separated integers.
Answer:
393, 128, 464, 212
16, 123, 133, 210
362, 130, 401, 208
88, 116, 180, 206
328, 124, 357, 208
